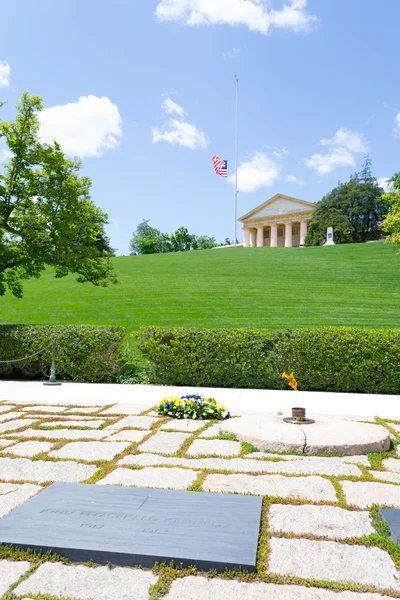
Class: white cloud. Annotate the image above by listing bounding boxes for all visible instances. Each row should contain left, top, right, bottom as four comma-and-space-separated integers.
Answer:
285, 174, 305, 185
152, 119, 209, 149
38, 95, 122, 157
272, 146, 289, 159
0, 61, 10, 88
305, 127, 368, 175
0, 149, 12, 163
393, 113, 400, 139
377, 177, 393, 193
230, 152, 281, 192
320, 127, 368, 154
162, 97, 185, 116
222, 48, 240, 58
152, 97, 209, 149
155, 0, 317, 35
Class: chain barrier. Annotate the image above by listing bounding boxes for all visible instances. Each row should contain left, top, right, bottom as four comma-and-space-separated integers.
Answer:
0, 343, 53, 364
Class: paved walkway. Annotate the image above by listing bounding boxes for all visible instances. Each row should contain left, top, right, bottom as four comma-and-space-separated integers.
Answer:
0, 389, 400, 598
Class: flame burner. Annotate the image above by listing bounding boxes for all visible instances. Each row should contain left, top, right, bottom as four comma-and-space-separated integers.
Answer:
283, 407, 315, 425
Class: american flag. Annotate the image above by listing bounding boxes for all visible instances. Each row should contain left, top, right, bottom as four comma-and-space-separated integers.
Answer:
212, 155, 228, 177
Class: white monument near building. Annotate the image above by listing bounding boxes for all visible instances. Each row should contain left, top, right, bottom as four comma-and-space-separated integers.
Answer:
239, 194, 315, 248
324, 226, 335, 245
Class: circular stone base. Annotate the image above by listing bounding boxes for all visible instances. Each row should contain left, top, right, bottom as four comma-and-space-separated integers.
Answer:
283, 418, 315, 425
220, 414, 390, 456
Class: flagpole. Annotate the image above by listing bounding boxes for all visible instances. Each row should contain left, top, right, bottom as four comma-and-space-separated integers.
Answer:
234, 75, 239, 248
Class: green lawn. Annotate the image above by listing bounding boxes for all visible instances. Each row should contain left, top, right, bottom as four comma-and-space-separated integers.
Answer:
1, 243, 400, 330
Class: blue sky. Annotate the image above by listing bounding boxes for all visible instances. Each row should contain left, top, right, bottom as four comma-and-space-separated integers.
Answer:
1, 0, 399, 254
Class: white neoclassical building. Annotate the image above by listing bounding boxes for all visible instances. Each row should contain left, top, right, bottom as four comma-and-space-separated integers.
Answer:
239, 194, 315, 248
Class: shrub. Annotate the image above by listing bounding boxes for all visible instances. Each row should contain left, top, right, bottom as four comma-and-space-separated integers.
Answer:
0, 325, 127, 383
158, 394, 230, 420
136, 326, 400, 394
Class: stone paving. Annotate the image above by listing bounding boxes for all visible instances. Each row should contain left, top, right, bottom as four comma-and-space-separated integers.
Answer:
1, 400, 400, 599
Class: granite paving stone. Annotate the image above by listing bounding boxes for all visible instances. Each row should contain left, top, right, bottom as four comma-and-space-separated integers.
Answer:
105, 415, 159, 431
6, 441, 53, 457
0, 560, 31, 596
0, 411, 27, 423
39, 419, 106, 429
244, 452, 300, 461
21, 405, 67, 413
100, 404, 151, 416
370, 470, 400, 484
0, 439, 16, 449
10, 428, 106, 440
187, 439, 242, 457
198, 424, 223, 438
164, 576, 394, 599
268, 504, 374, 539
383, 458, 400, 473
98, 466, 197, 490
268, 537, 400, 591
0, 457, 97, 483
119, 453, 361, 476
342, 481, 400, 508
0, 483, 42, 517
14, 562, 157, 600
204, 474, 337, 501
160, 418, 206, 432
105, 429, 148, 443
0, 405, 15, 414
139, 431, 191, 455
0, 419, 37, 434
50, 441, 130, 461
66, 406, 105, 414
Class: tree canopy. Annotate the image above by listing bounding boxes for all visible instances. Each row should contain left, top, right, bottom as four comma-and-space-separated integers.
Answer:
0, 93, 117, 297
129, 220, 217, 255
383, 173, 400, 249
305, 158, 391, 246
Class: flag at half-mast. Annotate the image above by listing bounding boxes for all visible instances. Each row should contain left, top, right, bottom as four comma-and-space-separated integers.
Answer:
212, 155, 228, 177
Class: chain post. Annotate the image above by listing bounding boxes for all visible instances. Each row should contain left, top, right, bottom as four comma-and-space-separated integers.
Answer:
43, 340, 62, 386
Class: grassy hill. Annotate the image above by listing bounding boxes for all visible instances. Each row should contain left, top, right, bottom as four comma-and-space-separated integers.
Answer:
1, 243, 400, 331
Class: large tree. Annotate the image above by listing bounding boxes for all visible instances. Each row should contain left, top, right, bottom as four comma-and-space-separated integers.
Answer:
0, 93, 117, 297
305, 158, 390, 246
129, 220, 217, 254
383, 173, 400, 248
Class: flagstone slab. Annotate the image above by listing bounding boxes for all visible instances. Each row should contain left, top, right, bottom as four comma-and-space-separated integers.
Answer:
39, 419, 106, 429
187, 439, 242, 457
244, 452, 300, 461
105, 415, 159, 431
50, 441, 130, 461
0, 483, 42, 517
139, 431, 191, 455
198, 424, 223, 438
0, 405, 15, 414
6, 441, 53, 457
21, 405, 67, 413
14, 562, 157, 600
370, 470, 400, 484
0, 419, 37, 434
161, 419, 206, 432
119, 453, 361, 476
0, 457, 97, 483
10, 428, 106, 440
342, 481, 400, 508
204, 474, 337, 501
383, 458, 400, 473
268, 537, 400, 591
66, 406, 105, 414
220, 413, 390, 455
0, 439, 16, 449
98, 467, 197, 490
0, 412, 26, 423
100, 404, 151, 416
105, 430, 148, 443
164, 576, 394, 599
268, 504, 374, 539
0, 560, 31, 597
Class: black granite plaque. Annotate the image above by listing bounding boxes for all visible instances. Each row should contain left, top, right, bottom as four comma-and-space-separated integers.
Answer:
0, 483, 262, 572
379, 508, 400, 544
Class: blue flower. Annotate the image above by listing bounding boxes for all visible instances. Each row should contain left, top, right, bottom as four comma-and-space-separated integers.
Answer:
226, 412, 231, 418
165, 403, 171, 409
204, 403, 209, 407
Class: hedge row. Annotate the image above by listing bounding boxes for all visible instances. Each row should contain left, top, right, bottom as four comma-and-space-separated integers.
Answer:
136, 327, 400, 394
0, 325, 127, 383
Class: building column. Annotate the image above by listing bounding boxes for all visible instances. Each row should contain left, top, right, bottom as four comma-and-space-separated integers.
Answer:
271, 225, 278, 247
256, 227, 264, 247
285, 222, 293, 247
243, 229, 250, 247
250, 230, 256, 247
300, 221, 308, 246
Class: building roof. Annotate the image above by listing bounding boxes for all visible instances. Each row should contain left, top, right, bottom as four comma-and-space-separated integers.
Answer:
239, 194, 315, 223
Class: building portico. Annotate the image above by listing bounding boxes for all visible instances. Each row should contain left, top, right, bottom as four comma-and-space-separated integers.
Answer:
239, 194, 315, 248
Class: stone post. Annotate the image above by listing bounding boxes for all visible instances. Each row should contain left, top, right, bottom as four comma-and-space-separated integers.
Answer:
300, 221, 308, 246
285, 222, 293, 247
256, 227, 264, 248
271, 225, 278, 247
243, 229, 250, 247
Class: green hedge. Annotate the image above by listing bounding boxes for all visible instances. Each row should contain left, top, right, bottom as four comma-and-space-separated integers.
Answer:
0, 325, 127, 383
136, 327, 400, 394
